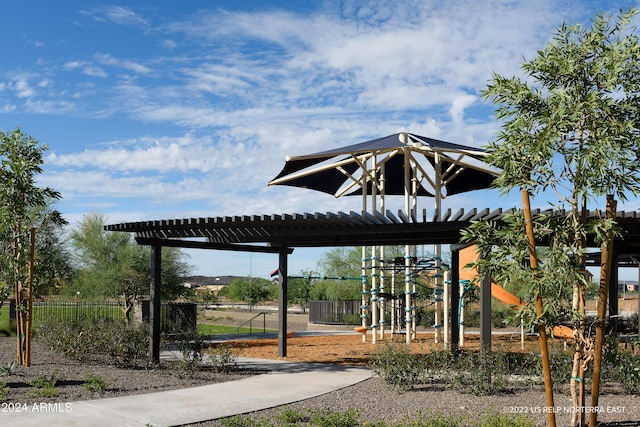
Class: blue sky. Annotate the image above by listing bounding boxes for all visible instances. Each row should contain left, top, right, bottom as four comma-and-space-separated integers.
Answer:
1, 0, 638, 279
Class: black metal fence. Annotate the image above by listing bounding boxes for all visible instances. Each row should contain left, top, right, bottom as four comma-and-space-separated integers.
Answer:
140, 300, 197, 333
29, 300, 123, 323
309, 300, 360, 325
13, 299, 197, 332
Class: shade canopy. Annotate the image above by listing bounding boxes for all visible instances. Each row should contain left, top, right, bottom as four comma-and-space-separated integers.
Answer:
268, 133, 498, 200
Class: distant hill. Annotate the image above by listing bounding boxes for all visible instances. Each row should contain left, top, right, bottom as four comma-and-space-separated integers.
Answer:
183, 275, 263, 288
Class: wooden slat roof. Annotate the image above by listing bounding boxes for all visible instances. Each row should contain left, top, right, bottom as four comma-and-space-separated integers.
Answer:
104, 207, 640, 253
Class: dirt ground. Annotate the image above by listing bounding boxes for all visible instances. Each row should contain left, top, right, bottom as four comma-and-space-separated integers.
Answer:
203, 300, 639, 364
202, 308, 546, 363
224, 332, 545, 365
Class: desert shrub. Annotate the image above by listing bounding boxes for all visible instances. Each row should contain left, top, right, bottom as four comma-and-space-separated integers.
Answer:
168, 330, 206, 378
449, 349, 510, 395
83, 373, 110, 392
547, 347, 573, 387
0, 380, 8, 399
397, 411, 466, 427
612, 352, 640, 393
36, 316, 148, 367
477, 411, 535, 427
220, 415, 268, 427
369, 343, 426, 390
108, 321, 149, 367
308, 407, 361, 427
602, 337, 640, 393
275, 408, 307, 424
29, 371, 61, 398
206, 343, 239, 373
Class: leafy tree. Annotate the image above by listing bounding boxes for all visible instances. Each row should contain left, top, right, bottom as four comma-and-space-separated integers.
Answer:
27, 204, 73, 296
225, 277, 272, 311
0, 128, 65, 366
466, 9, 640, 426
287, 270, 316, 312
70, 213, 192, 322
314, 246, 441, 301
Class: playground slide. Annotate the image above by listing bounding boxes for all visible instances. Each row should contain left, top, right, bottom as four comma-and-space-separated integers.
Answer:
459, 245, 573, 339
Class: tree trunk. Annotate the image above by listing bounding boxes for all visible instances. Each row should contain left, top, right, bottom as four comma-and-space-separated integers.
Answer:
590, 194, 616, 427
121, 298, 133, 325
522, 190, 556, 427
570, 199, 588, 426
13, 224, 28, 367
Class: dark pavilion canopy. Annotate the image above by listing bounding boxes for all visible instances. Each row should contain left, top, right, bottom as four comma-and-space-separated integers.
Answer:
105, 207, 640, 254
105, 206, 640, 361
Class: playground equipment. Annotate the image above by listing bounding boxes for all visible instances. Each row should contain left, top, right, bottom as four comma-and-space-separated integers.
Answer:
269, 132, 499, 345
458, 244, 573, 340
353, 253, 447, 343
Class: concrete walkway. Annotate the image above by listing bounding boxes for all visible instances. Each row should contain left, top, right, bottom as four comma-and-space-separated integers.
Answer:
6, 357, 373, 427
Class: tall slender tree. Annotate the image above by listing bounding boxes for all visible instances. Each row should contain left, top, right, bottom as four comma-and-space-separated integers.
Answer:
0, 128, 63, 366
466, 9, 640, 426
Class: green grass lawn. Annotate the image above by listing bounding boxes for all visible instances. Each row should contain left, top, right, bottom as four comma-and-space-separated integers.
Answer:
197, 323, 276, 336
0, 308, 13, 336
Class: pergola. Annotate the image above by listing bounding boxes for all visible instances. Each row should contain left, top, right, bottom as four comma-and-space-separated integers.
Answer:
105, 207, 640, 363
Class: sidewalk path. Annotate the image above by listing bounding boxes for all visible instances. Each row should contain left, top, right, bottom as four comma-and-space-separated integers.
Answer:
6, 357, 373, 427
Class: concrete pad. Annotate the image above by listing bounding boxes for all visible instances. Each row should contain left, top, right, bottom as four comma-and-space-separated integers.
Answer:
4, 358, 373, 427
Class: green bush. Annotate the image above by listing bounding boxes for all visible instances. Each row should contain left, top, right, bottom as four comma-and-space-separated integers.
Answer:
108, 322, 149, 367
36, 317, 148, 367
206, 344, 239, 373
167, 330, 206, 378
219, 407, 536, 427
477, 411, 535, 427
308, 407, 361, 427
220, 415, 267, 427
0, 380, 8, 399
369, 343, 426, 390
275, 408, 307, 424
83, 373, 110, 392
29, 371, 61, 398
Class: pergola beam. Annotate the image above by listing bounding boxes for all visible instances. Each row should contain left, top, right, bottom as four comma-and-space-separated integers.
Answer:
135, 237, 293, 254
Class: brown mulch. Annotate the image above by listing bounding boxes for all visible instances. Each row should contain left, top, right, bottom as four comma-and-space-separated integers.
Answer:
225, 331, 543, 365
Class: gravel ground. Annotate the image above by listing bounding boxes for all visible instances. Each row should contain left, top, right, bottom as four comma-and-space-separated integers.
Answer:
0, 336, 254, 406
187, 377, 640, 427
1, 311, 638, 426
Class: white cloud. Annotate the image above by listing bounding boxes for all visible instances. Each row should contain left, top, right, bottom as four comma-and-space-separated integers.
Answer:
449, 94, 477, 124
14, 1, 616, 225
11, 74, 36, 98
94, 53, 151, 75
82, 6, 149, 28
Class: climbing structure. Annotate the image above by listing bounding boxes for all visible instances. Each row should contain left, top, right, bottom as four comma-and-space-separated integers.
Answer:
269, 132, 498, 344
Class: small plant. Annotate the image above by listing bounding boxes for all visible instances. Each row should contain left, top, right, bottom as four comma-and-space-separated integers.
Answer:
109, 322, 149, 368
169, 330, 206, 378
307, 407, 361, 427
29, 371, 61, 398
219, 414, 265, 427
206, 344, 239, 373
369, 343, 426, 390
29, 371, 60, 389
402, 410, 466, 427
276, 408, 307, 424
0, 360, 16, 376
477, 410, 535, 427
0, 380, 9, 399
83, 373, 110, 392
451, 349, 510, 396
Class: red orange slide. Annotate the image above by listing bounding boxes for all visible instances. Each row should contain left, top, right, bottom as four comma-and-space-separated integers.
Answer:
459, 245, 573, 339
